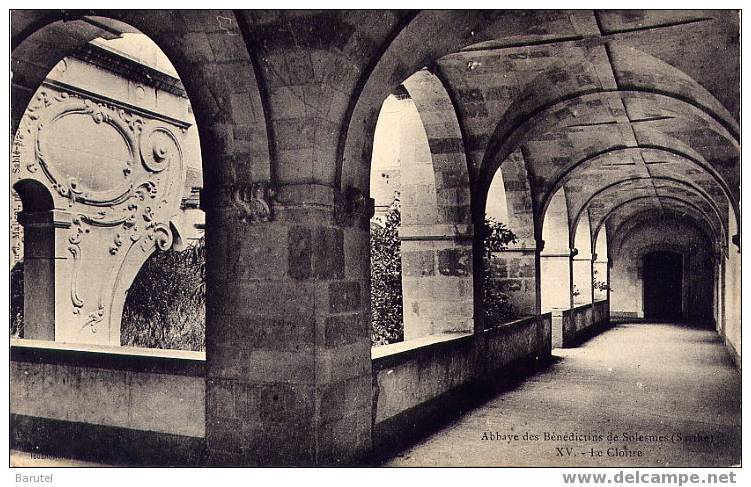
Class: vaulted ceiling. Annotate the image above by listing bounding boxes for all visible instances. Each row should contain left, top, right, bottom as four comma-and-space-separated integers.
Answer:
11, 10, 740, 255
424, 9, 739, 253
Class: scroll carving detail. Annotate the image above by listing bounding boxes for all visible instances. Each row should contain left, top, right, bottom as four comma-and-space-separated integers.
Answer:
14, 83, 187, 342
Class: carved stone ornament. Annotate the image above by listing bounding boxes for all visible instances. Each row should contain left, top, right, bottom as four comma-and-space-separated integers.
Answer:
13, 85, 186, 344
201, 182, 276, 223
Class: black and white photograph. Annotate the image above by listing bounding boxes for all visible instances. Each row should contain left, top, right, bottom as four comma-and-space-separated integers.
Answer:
4, 5, 744, 478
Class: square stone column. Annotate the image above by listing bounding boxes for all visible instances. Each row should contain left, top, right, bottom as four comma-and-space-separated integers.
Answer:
593, 258, 609, 301
17, 211, 56, 341
572, 256, 593, 306
400, 224, 474, 340
203, 183, 373, 466
487, 246, 538, 317
540, 253, 572, 312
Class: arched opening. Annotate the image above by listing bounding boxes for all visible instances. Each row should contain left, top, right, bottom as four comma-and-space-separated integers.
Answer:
571, 215, 593, 306
609, 212, 715, 323
592, 225, 609, 301
483, 151, 536, 320
11, 180, 56, 340
540, 187, 570, 313
643, 250, 684, 321
369, 69, 474, 347
11, 28, 205, 349
483, 168, 524, 327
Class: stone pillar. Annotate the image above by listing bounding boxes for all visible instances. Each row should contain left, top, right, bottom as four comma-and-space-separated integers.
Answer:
488, 246, 538, 317
572, 250, 593, 306
400, 225, 473, 340
203, 183, 373, 466
540, 247, 570, 347
593, 255, 609, 301
17, 210, 56, 340
540, 252, 571, 312
716, 253, 725, 334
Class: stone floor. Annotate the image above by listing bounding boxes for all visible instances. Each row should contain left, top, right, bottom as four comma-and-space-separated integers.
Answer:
382, 321, 741, 467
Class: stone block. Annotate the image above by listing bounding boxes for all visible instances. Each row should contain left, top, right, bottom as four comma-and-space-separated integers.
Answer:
180, 32, 215, 63
401, 250, 435, 277
343, 228, 369, 280
274, 118, 316, 150
234, 224, 289, 280
316, 342, 371, 383
269, 85, 308, 119
328, 281, 362, 313
324, 313, 368, 347
256, 383, 314, 425
318, 407, 372, 464
281, 51, 315, 86
276, 147, 314, 183
438, 169, 469, 189
319, 375, 371, 424
438, 248, 471, 276
222, 280, 317, 322
313, 227, 344, 279
233, 316, 315, 352
437, 187, 471, 207
440, 205, 471, 224
427, 137, 463, 155
207, 378, 239, 420
288, 225, 312, 279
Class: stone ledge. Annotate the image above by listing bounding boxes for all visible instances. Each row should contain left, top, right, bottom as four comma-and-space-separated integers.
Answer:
481, 314, 538, 334
372, 314, 544, 368
371, 332, 472, 364
10, 338, 206, 377
570, 302, 594, 312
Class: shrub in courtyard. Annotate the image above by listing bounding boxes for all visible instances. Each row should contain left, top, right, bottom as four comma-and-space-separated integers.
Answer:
370, 196, 403, 346
482, 217, 519, 326
120, 237, 205, 351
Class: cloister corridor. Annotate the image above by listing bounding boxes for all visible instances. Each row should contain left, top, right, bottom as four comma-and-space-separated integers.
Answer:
9, 10, 740, 468
381, 321, 741, 467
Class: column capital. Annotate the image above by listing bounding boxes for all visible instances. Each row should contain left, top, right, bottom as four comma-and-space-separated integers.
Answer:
200, 182, 275, 223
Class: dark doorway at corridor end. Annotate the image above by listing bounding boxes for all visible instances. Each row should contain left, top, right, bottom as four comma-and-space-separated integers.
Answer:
643, 251, 683, 321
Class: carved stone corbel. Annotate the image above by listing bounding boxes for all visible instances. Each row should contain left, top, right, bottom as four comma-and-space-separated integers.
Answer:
334, 187, 375, 226
201, 182, 276, 223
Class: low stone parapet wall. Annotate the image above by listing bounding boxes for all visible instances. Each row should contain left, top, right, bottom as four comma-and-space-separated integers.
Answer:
592, 299, 610, 328
10, 339, 206, 465
12, 312, 556, 465
371, 314, 551, 454
561, 300, 609, 347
